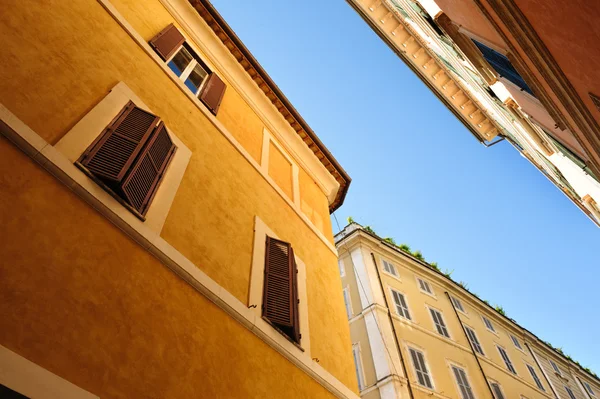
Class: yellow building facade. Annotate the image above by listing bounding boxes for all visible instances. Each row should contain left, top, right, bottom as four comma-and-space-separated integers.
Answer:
337, 224, 599, 399
0, 0, 359, 397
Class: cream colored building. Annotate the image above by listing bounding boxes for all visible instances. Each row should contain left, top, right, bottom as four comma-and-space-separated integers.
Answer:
337, 223, 599, 399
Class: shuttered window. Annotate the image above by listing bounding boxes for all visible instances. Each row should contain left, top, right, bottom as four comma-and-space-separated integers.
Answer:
584, 381, 596, 397
511, 335, 523, 350
391, 289, 411, 320
343, 287, 353, 319
565, 386, 577, 399
550, 360, 562, 376
430, 308, 450, 338
78, 102, 176, 217
149, 24, 226, 115
409, 348, 433, 389
490, 382, 505, 399
352, 344, 366, 390
451, 296, 465, 313
497, 346, 517, 374
526, 364, 545, 391
417, 278, 433, 294
464, 326, 484, 356
452, 366, 476, 399
482, 316, 496, 332
382, 259, 399, 277
263, 236, 300, 343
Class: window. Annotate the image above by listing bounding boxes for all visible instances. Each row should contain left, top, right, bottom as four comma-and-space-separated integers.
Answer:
149, 24, 226, 115
490, 382, 505, 399
464, 326, 485, 356
391, 290, 411, 320
550, 360, 562, 376
353, 344, 366, 391
343, 287, 353, 319
497, 346, 516, 374
452, 365, 476, 399
417, 277, 434, 295
382, 259, 399, 277
339, 259, 346, 277
429, 308, 450, 338
263, 236, 300, 343
511, 335, 523, 350
451, 296, 466, 313
584, 381, 596, 397
526, 364, 544, 391
77, 101, 177, 218
565, 386, 577, 399
409, 348, 434, 389
482, 316, 496, 332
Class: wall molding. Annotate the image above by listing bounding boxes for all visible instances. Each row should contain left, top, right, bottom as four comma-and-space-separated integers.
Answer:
0, 105, 358, 399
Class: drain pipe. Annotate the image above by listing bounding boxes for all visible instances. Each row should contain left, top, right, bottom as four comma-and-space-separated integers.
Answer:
445, 291, 495, 399
371, 253, 415, 399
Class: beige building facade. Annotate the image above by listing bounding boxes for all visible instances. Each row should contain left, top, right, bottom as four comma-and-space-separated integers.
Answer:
337, 223, 599, 399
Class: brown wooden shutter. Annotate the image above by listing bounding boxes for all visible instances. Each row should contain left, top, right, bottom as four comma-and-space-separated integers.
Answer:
199, 73, 226, 115
80, 101, 159, 183
263, 236, 300, 343
121, 122, 177, 215
149, 23, 185, 61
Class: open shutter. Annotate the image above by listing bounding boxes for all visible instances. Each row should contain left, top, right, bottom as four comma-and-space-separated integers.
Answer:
149, 23, 185, 61
121, 122, 176, 215
263, 236, 299, 343
199, 73, 226, 115
80, 101, 159, 183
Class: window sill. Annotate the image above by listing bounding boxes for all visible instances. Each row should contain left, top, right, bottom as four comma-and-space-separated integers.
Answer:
261, 316, 305, 353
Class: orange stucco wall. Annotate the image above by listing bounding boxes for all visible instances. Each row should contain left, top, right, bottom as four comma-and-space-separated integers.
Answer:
269, 140, 294, 199
0, 0, 356, 395
509, 0, 600, 125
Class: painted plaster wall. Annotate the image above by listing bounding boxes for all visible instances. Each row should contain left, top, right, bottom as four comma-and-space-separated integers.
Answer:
299, 166, 334, 243
0, 0, 357, 394
269, 140, 294, 199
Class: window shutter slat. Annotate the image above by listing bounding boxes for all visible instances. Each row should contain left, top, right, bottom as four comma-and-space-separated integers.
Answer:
121, 122, 176, 215
199, 72, 226, 115
149, 23, 185, 61
81, 102, 159, 183
263, 237, 299, 343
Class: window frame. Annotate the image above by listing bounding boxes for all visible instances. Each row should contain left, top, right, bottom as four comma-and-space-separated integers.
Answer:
583, 381, 596, 397
428, 306, 451, 339
464, 325, 485, 356
451, 364, 477, 399
342, 286, 353, 320
565, 386, 577, 399
550, 360, 562, 376
490, 381, 506, 399
352, 343, 367, 391
381, 258, 400, 279
408, 346, 435, 390
510, 334, 524, 351
338, 259, 346, 277
166, 43, 211, 98
497, 345, 517, 374
451, 296, 466, 314
389, 288, 412, 321
526, 363, 545, 391
416, 276, 435, 296
482, 315, 496, 333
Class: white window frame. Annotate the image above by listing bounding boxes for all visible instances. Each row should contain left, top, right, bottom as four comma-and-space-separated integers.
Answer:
489, 380, 506, 399
381, 258, 400, 279
482, 315, 496, 333
451, 296, 466, 314
343, 286, 353, 319
416, 276, 435, 296
390, 288, 412, 321
450, 363, 477, 399
526, 363, 545, 391
407, 346, 435, 390
166, 44, 210, 97
510, 334, 524, 351
352, 343, 367, 391
550, 360, 562, 376
338, 259, 346, 277
583, 381, 596, 397
428, 306, 450, 338
464, 325, 485, 356
497, 346, 517, 374
565, 386, 577, 399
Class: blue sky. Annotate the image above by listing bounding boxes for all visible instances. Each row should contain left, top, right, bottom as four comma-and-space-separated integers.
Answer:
211, 0, 600, 373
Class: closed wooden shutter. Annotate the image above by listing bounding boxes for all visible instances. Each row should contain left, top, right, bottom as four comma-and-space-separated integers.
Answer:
80, 101, 159, 183
263, 236, 300, 343
121, 122, 177, 215
199, 73, 226, 115
149, 23, 185, 61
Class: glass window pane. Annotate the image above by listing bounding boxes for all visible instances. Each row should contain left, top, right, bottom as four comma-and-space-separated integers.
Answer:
167, 47, 193, 77
185, 63, 208, 94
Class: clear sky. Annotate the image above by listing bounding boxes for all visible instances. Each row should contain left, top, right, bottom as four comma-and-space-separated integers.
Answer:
211, 0, 600, 373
